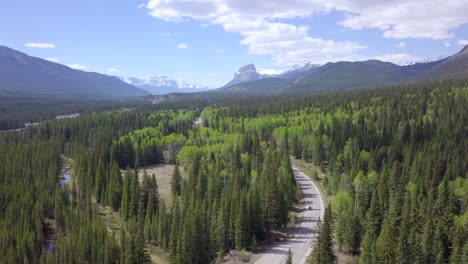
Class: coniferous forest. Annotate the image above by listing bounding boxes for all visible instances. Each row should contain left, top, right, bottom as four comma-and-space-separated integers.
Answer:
0, 78, 467, 264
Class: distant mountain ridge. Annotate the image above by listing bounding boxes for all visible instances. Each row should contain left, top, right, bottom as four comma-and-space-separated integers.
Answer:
121, 75, 211, 95
217, 46, 468, 95
0, 46, 148, 99
1, 44, 466, 102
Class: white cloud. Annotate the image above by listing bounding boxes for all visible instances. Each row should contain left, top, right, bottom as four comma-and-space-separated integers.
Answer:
108, 68, 119, 73
336, 0, 468, 40
145, 0, 467, 65
162, 32, 172, 36
67, 64, 87, 70
145, 1, 468, 39
209, 73, 220, 77
146, 0, 365, 65
177, 43, 188, 49
458, 39, 468, 45
46, 57, 59, 62
215, 49, 224, 53
138, 3, 145, 9
25, 43, 55, 48
444, 42, 452, 47
373, 53, 421, 65
218, 16, 366, 65
396, 42, 405, 48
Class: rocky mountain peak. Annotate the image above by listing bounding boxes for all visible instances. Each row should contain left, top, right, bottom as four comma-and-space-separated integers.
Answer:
225, 64, 262, 87
237, 64, 257, 74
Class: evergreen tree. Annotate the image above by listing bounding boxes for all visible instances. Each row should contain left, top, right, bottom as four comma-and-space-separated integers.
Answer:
171, 164, 182, 196
308, 206, 335, 264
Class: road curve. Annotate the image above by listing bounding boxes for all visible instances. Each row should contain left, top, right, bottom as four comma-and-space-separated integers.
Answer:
254, 166, 324, 264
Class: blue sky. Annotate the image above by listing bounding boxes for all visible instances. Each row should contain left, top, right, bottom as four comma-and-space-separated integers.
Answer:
1, 0, 468, 87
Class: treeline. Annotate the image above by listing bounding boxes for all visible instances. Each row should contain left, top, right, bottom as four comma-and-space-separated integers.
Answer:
0, 95, 151, 131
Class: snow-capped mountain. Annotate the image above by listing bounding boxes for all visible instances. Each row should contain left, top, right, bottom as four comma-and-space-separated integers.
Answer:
402, 55, 447, 66
120, 75, 211, 95
280, 61, 319, 78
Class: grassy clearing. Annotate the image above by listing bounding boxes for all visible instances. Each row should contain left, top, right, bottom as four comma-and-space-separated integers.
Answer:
132, 164, 187, 208
134, 164, 188, 264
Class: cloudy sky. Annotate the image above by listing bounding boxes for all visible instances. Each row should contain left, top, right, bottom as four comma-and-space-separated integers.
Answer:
1, 0, 468, 87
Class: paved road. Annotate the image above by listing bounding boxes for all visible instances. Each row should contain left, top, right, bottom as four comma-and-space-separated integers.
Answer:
254, 166, 324, 264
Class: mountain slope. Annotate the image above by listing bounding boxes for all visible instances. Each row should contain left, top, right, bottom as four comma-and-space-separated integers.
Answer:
0, 46, 148, 99
419, 45, 468, 80
289, 60, 412, 93
220, 77, 291, 95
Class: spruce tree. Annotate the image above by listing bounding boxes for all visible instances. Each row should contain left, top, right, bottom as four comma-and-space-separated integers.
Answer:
171, 164, 182, 196
308, 206, 335, 264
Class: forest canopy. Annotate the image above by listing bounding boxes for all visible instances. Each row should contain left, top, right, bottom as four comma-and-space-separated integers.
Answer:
0, 78, 466, 263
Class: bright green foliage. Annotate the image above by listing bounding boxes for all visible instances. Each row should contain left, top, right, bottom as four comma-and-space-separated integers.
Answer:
112, 110, 194, 168
331, 190, 355, 253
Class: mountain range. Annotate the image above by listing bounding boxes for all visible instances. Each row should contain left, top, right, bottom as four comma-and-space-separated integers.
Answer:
0, 44, 467, 101
0, 46, 148, 100
120, 75, 211, 95
215, 45, 468, 96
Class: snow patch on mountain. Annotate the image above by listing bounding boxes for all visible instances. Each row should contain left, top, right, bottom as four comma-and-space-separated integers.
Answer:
402, 55, 447, 66
120, 75, 211, 95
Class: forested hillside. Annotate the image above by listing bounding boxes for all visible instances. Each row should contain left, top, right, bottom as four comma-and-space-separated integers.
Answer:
0, 78, 466, 263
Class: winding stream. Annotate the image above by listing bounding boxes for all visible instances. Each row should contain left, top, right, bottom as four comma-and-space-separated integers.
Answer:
46, 169, 72, 255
